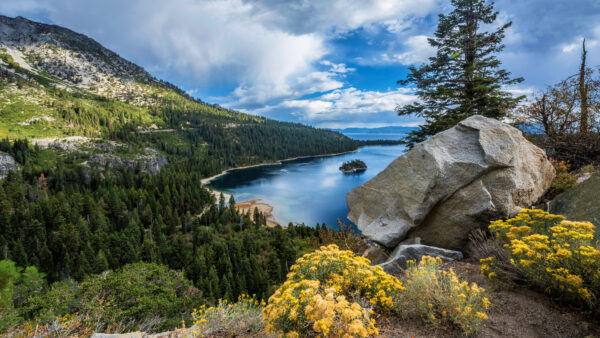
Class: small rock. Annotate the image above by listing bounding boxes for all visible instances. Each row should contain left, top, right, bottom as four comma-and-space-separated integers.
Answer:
378, 244, 463, 275
361, 240, 389, 265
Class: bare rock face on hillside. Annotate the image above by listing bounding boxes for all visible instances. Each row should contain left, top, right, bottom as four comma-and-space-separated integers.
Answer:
347, 116, 555, 251
0, 151, 19, 179
550, 171, 600, 238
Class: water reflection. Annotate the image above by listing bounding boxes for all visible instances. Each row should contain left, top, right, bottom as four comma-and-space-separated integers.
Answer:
208, 144, 406, 229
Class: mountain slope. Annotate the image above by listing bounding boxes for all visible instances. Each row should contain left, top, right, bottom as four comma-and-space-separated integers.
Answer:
0, 15, 356, 171
1, 15, 162, 102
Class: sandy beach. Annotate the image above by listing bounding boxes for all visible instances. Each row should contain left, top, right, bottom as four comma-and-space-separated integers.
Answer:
235, 199, 280, 227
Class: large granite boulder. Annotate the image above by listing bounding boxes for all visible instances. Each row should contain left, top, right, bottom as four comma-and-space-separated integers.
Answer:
0, 151, 19, 179
550, 171, 600, 238
347, 116, 555, 250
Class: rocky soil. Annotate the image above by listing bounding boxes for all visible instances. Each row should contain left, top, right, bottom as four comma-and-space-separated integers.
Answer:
378, 261, 600, 338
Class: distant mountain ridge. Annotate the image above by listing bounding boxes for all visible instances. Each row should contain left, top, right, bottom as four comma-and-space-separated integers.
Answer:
333, 126, 417, 134
0, 14, 357, 169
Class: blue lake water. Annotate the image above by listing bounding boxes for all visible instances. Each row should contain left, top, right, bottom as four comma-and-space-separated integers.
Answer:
208, 144, 407, 228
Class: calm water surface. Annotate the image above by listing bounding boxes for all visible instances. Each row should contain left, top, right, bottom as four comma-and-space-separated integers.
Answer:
208, 143, 406, 228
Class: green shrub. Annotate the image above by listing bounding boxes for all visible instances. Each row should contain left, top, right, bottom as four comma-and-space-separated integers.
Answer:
0, 260, 21, 329
77, 262, 201, 332
550, 159, 577, 194
10, 262, 201, 334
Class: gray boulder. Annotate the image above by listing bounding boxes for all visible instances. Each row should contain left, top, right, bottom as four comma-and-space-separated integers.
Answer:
550, 171, 600, 238
347, 116, 555, 250
379, 244, 463, 275
0, 151, 19, 179
361, 240, 390, 265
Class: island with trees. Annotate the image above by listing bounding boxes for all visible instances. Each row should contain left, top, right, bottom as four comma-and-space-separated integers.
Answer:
339, 159, 367, 173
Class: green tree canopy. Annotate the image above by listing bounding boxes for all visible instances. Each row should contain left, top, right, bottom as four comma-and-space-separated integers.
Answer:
397, 0, 524, 147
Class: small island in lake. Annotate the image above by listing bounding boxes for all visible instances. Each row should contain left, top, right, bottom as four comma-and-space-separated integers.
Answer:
339, 159, 367, 173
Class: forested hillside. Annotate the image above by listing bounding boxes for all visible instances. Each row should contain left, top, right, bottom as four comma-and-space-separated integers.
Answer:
0, 15, 360, 333
0, 15, 358, 172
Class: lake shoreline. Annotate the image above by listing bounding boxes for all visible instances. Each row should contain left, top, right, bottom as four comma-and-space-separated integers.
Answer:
201, 148, 360, 227
201, 144, 405, 227
200, 148, 359, 185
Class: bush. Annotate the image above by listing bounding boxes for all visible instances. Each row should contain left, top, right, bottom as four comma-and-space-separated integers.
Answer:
263, 244, 490, 336
550, 159, 577, 194
396, 256, 490, 335
11, 262, 201, 334
263, 244, 400, 337
487, 209, 600, 310
0, 260, 21, 330
529, 133, 600, 170
190, 294, 265, 336
77, 262, 201, 332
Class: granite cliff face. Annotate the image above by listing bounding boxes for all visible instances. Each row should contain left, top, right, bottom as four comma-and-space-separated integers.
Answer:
347, 116, 555, 251
0, 151, 19, 179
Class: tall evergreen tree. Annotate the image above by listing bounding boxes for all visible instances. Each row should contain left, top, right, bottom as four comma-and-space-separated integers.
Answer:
397, 0, 524, 147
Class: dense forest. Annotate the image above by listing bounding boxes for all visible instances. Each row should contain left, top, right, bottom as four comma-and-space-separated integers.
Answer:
0, 138, 337, 301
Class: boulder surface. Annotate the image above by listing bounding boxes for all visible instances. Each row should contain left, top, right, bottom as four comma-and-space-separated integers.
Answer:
347, 116, 555, 250
379, 244, 463, 275
550, 171, 600, 238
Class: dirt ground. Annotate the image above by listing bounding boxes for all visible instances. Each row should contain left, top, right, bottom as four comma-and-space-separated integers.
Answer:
377, 261, 600, 338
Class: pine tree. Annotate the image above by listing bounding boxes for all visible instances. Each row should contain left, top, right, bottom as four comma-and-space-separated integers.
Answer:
94, 250, 109, 273
397, 0, 524, 147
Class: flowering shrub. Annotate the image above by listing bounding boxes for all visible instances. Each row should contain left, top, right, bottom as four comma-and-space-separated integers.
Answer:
5, 313, 96, 337
190, 294, 265, 336
488, 209, 600, 309
263, 244, 490, 336
263, 244, 403, 337
396, 256, 490, 335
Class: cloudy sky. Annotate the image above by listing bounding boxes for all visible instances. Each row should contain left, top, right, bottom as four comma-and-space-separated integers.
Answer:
2, 0, 600, 128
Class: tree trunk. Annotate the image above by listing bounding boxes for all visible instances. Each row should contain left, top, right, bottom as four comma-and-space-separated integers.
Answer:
579, 38, 589, 133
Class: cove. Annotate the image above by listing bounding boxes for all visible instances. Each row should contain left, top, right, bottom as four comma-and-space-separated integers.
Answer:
207, 144, 407, 229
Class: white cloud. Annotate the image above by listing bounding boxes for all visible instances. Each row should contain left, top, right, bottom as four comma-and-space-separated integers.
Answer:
245, 0, 440, 35
0, 0, 443, 124
386, 35, 436, 65
320, 61, 355, 73
256, 87, 418, 124
561, 37, 598, 53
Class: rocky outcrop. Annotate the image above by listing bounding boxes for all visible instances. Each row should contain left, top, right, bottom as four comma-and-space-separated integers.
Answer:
84, 148, 167, 175
379, 243, 463, 275
347, 116, 555, 251
32, 137, 123, 152
0, 151, 19, 179
550, 171, 600, 238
